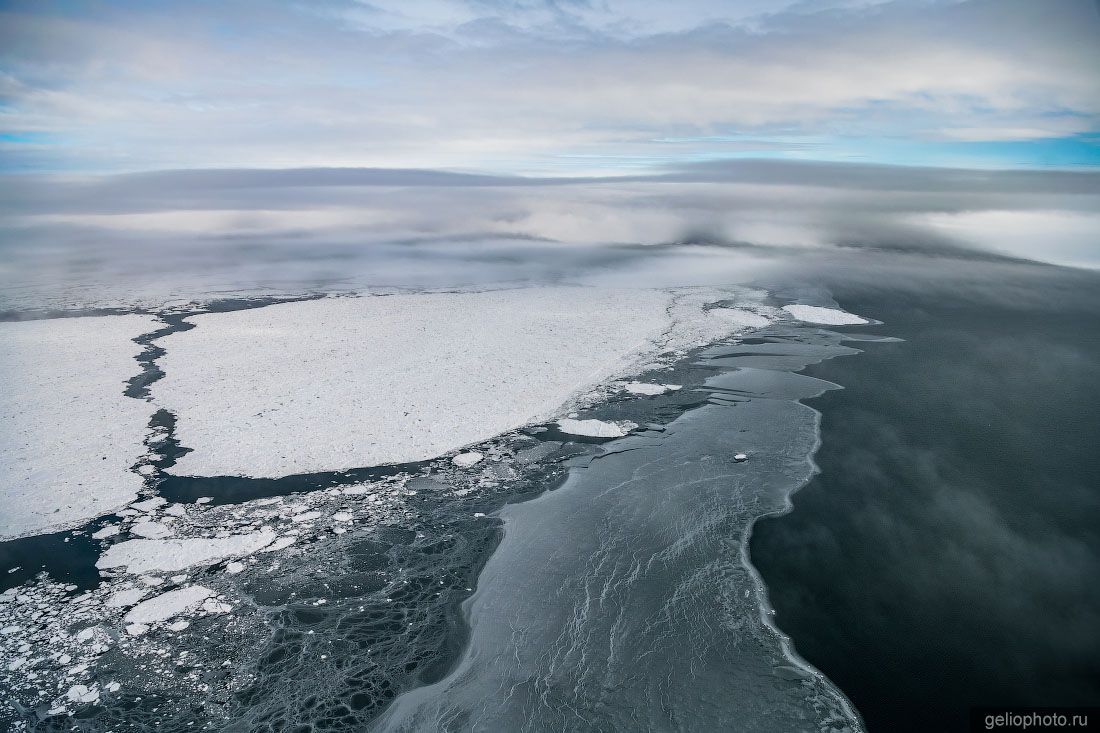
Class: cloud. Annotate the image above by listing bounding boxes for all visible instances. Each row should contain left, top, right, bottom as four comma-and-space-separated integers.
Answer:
0, 0, 1097, 172
1, 158, 1097, 312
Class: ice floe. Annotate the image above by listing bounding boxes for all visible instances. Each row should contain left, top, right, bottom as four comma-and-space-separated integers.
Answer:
96, 530, 277, 574
623, 382, 682, 396
105, 588, 149, 608
451, 452, 484, 468
0, 314, 159, 539
557, 418, 637, 438
782, 304, 868, 325
91, 525, 120, 540
123, 587, 213, 624
130, 521, 173, 539
153, 287, 772, 478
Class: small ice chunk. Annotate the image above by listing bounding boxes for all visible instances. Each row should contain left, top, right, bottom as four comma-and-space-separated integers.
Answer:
130, 497, 167, 513
125, 623, 148, 636
734, 453, 749, 462
138, 575, 163, 586
66, 684, 99, 704
163, 504, 187, 517
331, 512, 353, 522
341, 486, 369, 495
195, 497, 212, 504
104, 682, 121, 693
92, 525, 120, 540
623, 382, 681, 396
225, 562, 245, 574
124, 586, 213, 624
290, 511, 321, 523
782, 304, 867, 325
97, 529, 278, 573
557, 418, 636, 438
260, 536, 296, 553
136, 465, 156, 476
451, 452, 484, 468
201, 598, 232, 614
167, 620, 190, 632
130, 521, 173, 539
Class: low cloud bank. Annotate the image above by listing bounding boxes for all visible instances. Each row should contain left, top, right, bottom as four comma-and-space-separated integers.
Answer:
1, 160, 1097, 311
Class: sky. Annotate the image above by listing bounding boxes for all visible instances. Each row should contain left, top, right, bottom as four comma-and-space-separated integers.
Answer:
1, 0, 1099, 174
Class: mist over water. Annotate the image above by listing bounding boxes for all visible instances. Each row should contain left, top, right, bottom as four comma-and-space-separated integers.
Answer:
751, 263, 1100, 732
2, 161, 1098, 315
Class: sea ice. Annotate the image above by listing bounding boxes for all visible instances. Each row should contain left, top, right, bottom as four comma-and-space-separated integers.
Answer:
0, 315, 158, 539
153, 288, 769, 478
782, 304, 868, 325
130, 497, 167, 514
65, 684, 99, 704
105, 588, 149, 608
130, 521, 173, 539
96, 529, 277, 574
623, 382, 682, 396
557, 418, 637, 438
451, 452, 484, 468
259, 536, 296, 553
123, 586, 213, 624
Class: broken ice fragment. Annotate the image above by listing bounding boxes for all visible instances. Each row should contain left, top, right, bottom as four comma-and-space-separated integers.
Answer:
451, 451, 484, 468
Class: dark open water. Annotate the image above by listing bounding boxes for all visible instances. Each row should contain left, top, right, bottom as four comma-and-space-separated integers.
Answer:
751, 262, 1100, 732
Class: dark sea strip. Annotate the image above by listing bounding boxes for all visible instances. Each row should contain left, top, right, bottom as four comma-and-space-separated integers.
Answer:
751, 266, 1100, 733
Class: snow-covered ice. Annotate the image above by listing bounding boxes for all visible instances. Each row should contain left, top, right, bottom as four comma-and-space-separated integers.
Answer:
130, 521, 174, 539
105, 588, 149, 608
92, 525, 120, 539
0, 314, 158, 539
96, 530, 277, 573
65, 684, 100, 704
130, 497, 167, 514
623, 382, 682, 396
557, 418, 637, 438
154, 288, 768, 478
451, 452, 484, 468
123, 587, 213, 624
782, 304, 868, 325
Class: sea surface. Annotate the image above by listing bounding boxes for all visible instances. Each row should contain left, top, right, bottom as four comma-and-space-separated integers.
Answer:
751, 262, 1100, 732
